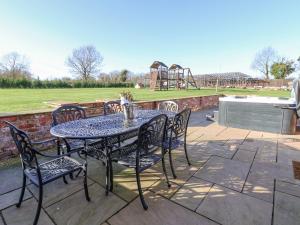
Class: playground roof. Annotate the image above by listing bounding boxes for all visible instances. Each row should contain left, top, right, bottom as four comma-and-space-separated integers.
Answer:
169, 64, 183, 70
150, 61, 168, 69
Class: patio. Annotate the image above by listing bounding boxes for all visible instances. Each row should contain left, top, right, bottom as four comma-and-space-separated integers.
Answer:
1, 108, 300, 225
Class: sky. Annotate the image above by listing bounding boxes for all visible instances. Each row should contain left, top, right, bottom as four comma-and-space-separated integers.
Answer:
0, 0, 299, 79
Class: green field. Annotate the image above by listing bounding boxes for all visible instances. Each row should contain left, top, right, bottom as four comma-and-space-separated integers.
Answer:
0, 88, 290, 114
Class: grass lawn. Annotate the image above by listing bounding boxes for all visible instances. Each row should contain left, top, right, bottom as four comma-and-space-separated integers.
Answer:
0, 88, 290, 114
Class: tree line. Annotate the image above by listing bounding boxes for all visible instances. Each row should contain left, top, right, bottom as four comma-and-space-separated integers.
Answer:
251, 47, 300, 80
0, 46, 146, 88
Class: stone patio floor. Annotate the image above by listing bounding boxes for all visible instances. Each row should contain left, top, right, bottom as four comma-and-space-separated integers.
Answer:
1, 108, 300, 225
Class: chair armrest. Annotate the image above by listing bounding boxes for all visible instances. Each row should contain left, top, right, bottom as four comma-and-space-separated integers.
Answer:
32, 148, 82, 158
111, 140, 138, 160
31, 138, 58, 146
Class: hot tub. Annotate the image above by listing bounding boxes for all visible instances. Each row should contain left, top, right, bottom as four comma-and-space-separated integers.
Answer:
218, 96, 297, 134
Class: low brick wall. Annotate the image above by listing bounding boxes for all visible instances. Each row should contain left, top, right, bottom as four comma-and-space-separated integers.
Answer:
0, 95, 220, 160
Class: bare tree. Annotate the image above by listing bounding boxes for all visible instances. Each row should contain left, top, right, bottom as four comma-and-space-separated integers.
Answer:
251, 47, 278, 80
66, 45, 103, 81
0, 52, 31, 79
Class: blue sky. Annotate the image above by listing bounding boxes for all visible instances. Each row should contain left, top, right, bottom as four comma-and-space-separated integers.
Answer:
0, 0, 299, 79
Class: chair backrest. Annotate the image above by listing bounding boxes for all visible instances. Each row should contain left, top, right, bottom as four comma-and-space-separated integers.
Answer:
52, 105, 86, 126
158, 101, 178, 112
103, 100, 123, 115
5, 121, 37, 168
171, 108, 191, 138
137, 114, 168, 156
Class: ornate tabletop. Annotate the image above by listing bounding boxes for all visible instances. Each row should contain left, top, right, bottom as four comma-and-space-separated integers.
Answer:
50, 109, 175, 139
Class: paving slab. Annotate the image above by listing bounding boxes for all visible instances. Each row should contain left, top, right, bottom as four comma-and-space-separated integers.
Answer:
250, 161, 296, 184
2, 198, 54, 225
108, 191, 218, 225
0, 165, 24, 195
255, 145, 277, 163
273, 191, 300, 225
277, 146, 300, 167
28, 175, 94, 207
149, 179, 180, 199
46, 183, 126, 225
243, 172, 274, 202
233, 149, 256, 163
186, 140, 238, 159
276, 180, 300, 198
194, 156, 251, 192
111, 167, 160, 202
153, 159, 199, 185
171, 177, 213, 211
0, 188, 31, 210
197, 185, 273, 225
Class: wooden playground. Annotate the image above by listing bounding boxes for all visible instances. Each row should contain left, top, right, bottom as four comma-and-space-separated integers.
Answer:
149, 61, 199, 90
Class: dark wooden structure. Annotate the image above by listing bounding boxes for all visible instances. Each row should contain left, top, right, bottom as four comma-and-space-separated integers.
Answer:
149, 61, 198, 90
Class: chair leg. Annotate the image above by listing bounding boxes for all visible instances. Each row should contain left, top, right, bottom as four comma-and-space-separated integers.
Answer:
135, 168, 148, 210
63, 176, 68, 184
16, 173, 26, 208
83, 165, 90, 201
33, 185, 43, 225
184, 141, 191, 166
105, 159, 109, 195
162, 156, 171, 188
168, 150, 177, 179
109, 157, 114, 192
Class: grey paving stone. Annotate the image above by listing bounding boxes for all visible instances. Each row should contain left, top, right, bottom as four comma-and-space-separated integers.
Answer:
0, 188, 31, 210
149, 179, 181, 199
28, 175, 94, 207
255, 146, 277, 163
250, 161, 296, 184
2, 198, 54, 225
233, 149, 256, 163
243, 172, 274, 203
153, 159, 199, 185
108, 191, 218, 225
194, 156, 251, 191
197, 185, 273, 225
171, 177, 213, 210
111, 167, 160, 202
0, 165, 24, 195
276, 180, 300, 198
277, 147, 300, 167
46, 183, 127, 225
274, 191, 300, 225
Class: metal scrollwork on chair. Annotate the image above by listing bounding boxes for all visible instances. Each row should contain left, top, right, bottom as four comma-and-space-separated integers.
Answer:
165, 108, 191, 179
111, 114, 170, 210
103, 100, 123, 115
52, 105, 86, 126
158, 100, 179, 112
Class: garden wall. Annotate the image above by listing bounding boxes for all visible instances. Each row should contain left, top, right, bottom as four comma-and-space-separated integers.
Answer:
0, 95, 220, 160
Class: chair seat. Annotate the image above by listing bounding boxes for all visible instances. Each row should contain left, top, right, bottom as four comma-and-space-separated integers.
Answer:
117, 152, 162, 171
25, 156, 83, 185
163, 139, 183, 150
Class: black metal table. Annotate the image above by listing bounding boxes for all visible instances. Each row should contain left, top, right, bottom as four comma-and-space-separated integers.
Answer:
50, 109, 176, 193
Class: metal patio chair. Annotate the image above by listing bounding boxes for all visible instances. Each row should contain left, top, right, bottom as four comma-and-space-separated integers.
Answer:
111, 114, 170, 210
158, 100, 179, 112
5, 121, 90, 225
51, 105, 87, 153
103, 100, 123, 115
164, 108, 191, 179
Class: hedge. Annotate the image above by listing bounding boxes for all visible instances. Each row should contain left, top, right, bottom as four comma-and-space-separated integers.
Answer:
0, 77, 134, 88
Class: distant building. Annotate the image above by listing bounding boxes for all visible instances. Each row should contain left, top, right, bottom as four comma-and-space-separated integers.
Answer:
195, 72, 267, 87
135, 83, 144, 89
